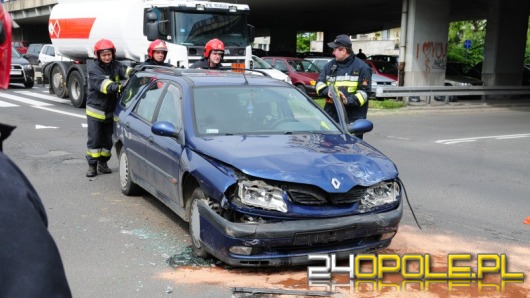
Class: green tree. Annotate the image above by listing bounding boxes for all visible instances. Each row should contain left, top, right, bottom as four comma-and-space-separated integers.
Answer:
296, 32, 316, 53
447, 20, 486, 66
525, 17, 530, 64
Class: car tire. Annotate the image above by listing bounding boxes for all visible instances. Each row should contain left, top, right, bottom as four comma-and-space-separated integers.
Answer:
24, 80, 34, 89
67, 70, 86, 108
189, 188, 210, 258
119, 148, 141, 196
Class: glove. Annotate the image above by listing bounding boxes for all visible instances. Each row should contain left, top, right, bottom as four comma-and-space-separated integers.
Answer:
108, 82, 122, 95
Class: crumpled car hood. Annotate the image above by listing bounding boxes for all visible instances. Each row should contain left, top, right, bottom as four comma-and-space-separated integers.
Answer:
190, 134, 398, 192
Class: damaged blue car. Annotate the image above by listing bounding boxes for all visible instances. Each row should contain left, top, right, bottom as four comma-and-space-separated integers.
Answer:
113, 67, 403, 267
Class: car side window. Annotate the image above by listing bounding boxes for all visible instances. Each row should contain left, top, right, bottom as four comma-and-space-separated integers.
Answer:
274, 60, 288, 72
155, 84, 182, 129
134, 80, 168, 123
120, 75, 152, 109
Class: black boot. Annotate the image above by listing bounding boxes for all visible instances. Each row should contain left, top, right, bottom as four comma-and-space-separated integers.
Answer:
98, 161, 112, 174
86, 165, 97, 177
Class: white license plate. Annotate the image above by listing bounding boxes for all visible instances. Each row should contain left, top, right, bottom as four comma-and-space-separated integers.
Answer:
10, 70, 22, 75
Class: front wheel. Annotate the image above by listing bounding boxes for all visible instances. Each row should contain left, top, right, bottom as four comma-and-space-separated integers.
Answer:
24, 80, 34, 89
189, 188, 210, 258
119, 148, 141, 196
295, 84, 307, 94
67, 71, 86, 108
51, 65, 68, 98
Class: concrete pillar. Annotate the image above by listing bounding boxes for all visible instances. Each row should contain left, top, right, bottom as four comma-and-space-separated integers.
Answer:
268, 27, 297, 56
482, 0, 530, 86
403, 0, 450, 87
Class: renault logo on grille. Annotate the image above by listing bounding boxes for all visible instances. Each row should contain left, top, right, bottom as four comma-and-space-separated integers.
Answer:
331, 178, 340, 189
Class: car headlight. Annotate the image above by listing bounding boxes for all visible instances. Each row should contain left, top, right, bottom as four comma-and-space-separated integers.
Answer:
360, 181, 400, 210
23, 64, 33, 70
238, 180, 287, 212
285, 77, 292, 84
391, 81, 397, 86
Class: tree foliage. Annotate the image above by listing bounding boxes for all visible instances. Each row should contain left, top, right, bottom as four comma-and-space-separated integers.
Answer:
447, 20, 486, 66
296, 32, 316, 53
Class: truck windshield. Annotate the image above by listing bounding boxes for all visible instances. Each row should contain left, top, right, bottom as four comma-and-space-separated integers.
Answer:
174, 12, 249, 47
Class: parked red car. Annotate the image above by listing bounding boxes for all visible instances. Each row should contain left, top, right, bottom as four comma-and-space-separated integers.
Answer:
262, 56, 320, 97
12, 41, 30, 54
364, 59, 398, 81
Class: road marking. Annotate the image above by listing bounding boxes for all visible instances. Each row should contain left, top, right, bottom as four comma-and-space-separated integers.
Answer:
36, 124, 59, 129
0, 100, 18, 107
0, 93, 53, 106
436, 133, 530, 145
33, 105, 86, 119
15, 91, 71, 104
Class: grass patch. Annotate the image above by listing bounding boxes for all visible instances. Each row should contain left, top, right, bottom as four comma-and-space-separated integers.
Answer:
313, 98, 405, 110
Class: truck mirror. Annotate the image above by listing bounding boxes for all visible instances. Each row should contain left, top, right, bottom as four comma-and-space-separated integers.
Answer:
146, 11, 157, 22
248, 24, 255, 44
146, 23, 159, 41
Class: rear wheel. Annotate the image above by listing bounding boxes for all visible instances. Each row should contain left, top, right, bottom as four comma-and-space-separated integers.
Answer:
189, 188, 210, 258
67, 71, 86, 108
24, 80, 34, 89
51, 65, 68, 98
119, 149, 140, 196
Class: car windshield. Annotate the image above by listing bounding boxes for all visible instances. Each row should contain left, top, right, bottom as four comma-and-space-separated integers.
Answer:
252, 56, 273, 70
193, 86, 341, 135
11, 47, 21, 58
288, 59, 320, 73
173, 11, 249, 47
371, 60, 398, 76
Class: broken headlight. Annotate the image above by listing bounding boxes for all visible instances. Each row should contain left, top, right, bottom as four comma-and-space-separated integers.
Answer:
360, 181, 400, 209
238, 180, 287, 213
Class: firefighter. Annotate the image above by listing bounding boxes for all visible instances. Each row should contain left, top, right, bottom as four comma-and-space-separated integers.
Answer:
190, 38, 225, 69
140, 39, 173, 67
316, 34, 371, 138
86, 38, 132, 177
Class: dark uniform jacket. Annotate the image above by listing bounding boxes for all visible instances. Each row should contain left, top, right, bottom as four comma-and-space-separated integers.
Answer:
316, 55, 372, 123
86, 59, 131, 122
190, 58, 222, 69
0, 124, 72, 297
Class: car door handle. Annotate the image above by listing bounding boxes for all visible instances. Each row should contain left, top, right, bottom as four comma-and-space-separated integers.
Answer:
147, 136, 154, 145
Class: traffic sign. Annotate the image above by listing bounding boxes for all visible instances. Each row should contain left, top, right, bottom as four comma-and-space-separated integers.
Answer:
464, 39, 472, 49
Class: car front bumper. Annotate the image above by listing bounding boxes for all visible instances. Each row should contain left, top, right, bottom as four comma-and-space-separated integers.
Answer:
196, 199, 403, 267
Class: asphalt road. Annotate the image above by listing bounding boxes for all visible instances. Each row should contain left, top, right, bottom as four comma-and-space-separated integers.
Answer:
1, 84, 529, 297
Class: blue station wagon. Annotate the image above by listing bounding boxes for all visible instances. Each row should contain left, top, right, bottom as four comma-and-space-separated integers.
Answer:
113, 67, 403, 267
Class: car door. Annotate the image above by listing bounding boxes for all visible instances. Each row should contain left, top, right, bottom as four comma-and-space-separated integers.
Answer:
125, 79, 168, 189
145, 83, 184, 206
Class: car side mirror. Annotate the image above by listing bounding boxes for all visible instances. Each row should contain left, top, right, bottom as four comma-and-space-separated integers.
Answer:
347, 119, 373, 135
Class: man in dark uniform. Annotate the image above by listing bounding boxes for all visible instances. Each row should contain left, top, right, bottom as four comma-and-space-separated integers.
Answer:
140, 39, 173, 67
190, 38, 224, 69
316, 34, 372, 138
0, 5, 71, 297
85, 39, 132, 177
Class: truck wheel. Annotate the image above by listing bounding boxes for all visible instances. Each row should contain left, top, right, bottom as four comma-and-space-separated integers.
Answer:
189, 188, 210, 258
51, 65, 68, 98
119, 148, 141, 196
67, 71, 86, 108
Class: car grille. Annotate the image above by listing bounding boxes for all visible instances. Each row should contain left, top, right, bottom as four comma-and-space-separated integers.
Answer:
287, 185, 366, 205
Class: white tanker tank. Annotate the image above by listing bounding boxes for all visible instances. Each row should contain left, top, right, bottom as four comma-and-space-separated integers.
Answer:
44, 0, 254, 107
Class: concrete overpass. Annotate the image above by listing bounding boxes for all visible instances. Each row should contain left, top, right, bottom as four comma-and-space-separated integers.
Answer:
5, 0, 530, 90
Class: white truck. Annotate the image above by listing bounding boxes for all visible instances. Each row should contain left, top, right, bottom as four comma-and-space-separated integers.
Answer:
44, 0, 255, 107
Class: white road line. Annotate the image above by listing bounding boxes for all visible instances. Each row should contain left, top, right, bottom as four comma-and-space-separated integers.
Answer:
33, 105, 86, 119
15, 91, 71, 104
0, 100, 18, 107
0, 93, 53, 106
436, 133, 530, 145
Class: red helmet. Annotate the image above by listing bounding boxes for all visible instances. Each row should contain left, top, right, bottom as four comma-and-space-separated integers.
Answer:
148, 39, 168, 59
93, 38, 116, 57
204, 38, 224, 58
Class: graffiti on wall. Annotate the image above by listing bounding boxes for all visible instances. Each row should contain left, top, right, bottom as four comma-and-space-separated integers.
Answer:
417, 41, 447, 79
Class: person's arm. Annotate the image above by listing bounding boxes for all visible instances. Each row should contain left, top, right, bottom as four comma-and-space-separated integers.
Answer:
88, 62, 122, 95
315, 62, 332, 97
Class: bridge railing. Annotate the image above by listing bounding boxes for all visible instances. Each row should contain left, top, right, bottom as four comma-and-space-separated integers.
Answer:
375, 86, 530, 104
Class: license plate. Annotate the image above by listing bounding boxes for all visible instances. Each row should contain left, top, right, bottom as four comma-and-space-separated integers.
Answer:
10, 70, 22, 75
293, 227, 357, 245
231, 63, 245, 72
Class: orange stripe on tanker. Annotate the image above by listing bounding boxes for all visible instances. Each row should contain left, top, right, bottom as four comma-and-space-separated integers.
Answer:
48, 18, 96, 39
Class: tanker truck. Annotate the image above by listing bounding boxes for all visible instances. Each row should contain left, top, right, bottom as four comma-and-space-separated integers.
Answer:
44, 0, 255, 108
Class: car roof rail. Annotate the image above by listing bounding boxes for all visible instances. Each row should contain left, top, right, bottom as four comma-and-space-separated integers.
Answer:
219, 67, 273, 78
136, 65, 182, 76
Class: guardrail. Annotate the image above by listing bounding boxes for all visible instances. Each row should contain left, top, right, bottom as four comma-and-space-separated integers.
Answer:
375, 86, 530, 104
